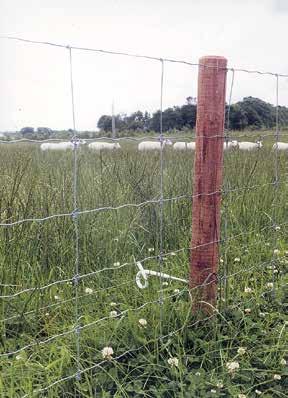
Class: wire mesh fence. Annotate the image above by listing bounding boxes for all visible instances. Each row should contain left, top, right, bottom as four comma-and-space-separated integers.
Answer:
0, 36, 287, 397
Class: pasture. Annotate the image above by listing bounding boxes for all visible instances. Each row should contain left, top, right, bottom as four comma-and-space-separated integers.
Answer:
0, 136, 287, 397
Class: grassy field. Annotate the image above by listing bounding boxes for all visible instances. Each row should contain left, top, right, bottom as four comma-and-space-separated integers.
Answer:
0, 135, 287, 397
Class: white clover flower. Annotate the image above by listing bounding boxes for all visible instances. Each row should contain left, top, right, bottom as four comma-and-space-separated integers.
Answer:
102, 346, 114, 360
273, 249, 280, 255
148, 248, 154, 252
220, 258, 224, 263
110, 311, 118, 318
238, 395, 247, 398
113, 262, 120, 267
244, 308, 251, 314
167, 357, 179, 368
280, 358, 287, 366
234, 257, 241, 263
226, 361, 240, 373
85, 287, 93, 294
259, 312, 266, 318
110, 302, 117, 307
273, 269, 279, 273
54, 295, 60, 300
210, 389, 217, 394
195, 371, 201, 376
162, 281, 169, 286
275, 226, 281, 231
216, 382, 224, 388
244, 287, 252, 294
266, 282, 274, 289
273, 374, 281, 380
174, 289, 180, 294
45, 312, 49, 317
255, 390, 262, 395
237, 347, 246, 355
138, 318, 147, 327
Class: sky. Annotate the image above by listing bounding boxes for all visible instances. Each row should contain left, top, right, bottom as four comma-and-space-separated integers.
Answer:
0, 0, 288, 132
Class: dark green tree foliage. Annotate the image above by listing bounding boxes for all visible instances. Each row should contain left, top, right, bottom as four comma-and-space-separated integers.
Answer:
20, 127, 34, 135
37, 127, 53, 138
97, 97, 288, 132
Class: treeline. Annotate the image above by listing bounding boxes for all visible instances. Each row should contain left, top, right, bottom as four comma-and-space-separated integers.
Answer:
98, 97, 288, 133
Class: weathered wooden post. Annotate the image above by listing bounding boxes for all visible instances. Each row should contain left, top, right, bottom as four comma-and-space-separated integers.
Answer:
190, 56, 227, 312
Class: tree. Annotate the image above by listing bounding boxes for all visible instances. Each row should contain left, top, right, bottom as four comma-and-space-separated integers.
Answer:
20, 127, 34, 135
96, 96, 288, 134
97, 115, 113, 132
181, 104, 197, 128
37, 127, 53, 138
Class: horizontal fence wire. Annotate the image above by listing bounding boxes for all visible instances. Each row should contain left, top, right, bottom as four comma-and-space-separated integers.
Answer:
18, 280, 286, 398
0, 258, 281, 359
0, 216, 286, 300
1, 35, 288, 77
2, 132, 288, 144
1, 234, 281, 324
0, 179, 284, 227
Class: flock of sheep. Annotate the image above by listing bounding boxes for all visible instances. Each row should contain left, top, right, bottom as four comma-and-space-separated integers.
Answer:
39, 139, 288, 152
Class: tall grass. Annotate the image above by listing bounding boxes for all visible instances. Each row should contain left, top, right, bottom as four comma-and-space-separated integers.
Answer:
0, 141, 287, 397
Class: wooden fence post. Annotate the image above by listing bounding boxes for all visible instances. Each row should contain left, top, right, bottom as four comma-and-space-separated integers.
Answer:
190, 55, 227, 312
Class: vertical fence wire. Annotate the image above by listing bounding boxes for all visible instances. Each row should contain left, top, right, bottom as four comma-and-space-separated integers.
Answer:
158, 58, 165, 335
68, 46, 81, 384
275, 74, 280, 185
221, 68, 235, 306
272, 74, 280, 297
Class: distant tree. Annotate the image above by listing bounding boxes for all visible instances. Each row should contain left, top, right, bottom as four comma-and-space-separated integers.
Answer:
97, 115, 113, 132
96, 96, 288, 134
181, 104, 197, 128
37, 127, 53, 138
20, 127, 34, 135
228, 104, 249, 130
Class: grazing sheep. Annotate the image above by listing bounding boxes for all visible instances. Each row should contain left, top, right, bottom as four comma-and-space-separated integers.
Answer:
40, 142, 74, 151
173, 142, 187, 150
224, 140, 239, 150
187, 142, 196, 150
173, 141, 196, 150
138, 139, 173, 151
272, 142, 288, 150
238, 141, 263, 150
40, 140, 86, 151
88, 142, 121, 151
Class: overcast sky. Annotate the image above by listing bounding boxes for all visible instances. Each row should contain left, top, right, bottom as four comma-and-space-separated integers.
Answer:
0, 0, 288, 131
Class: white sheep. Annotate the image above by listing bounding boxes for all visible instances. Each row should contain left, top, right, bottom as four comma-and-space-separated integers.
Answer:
88, 142, 121, 151
272, 142, 288, 150
224, 140, 238, 150
40, 142, 74, 151
40, 140, 85, 151
238, 141, 263, 150
138, 139, 173, 151
173, 142, 187, 150
173, 141, 196, 150
187, 142, 196, 150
